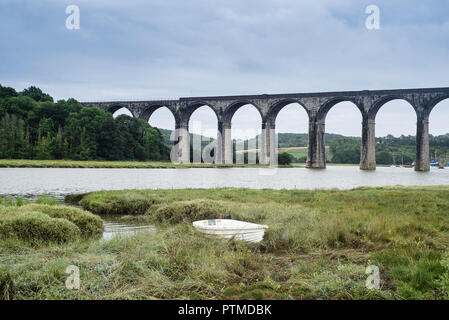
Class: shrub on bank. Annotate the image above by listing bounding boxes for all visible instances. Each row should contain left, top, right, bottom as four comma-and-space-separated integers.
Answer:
79, 191, 161, 215
24, 204, 103, 238
0, 209, 81, 244
0, 204, 103, 244
64, 193, 86, 205
146, 199, 232, 225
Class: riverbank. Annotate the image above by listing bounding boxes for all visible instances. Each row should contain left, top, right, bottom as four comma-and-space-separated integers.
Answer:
1, 186, 449, 299
0, 159, 408, 169
0, 159, 251, 169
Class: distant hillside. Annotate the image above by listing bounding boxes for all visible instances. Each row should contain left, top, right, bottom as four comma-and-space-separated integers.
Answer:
155, 127, 449, 165
157, 128, 215, 147
157, 128, 350, 149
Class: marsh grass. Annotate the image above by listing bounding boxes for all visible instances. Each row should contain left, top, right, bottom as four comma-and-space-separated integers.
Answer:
35, 195, 59, 206
0, 204, 103, 245
146, 200, 232, 225
1, 186, 448, 299
79, 191, 162, 215
0, 159, 258, 169
0, 195, 58, 207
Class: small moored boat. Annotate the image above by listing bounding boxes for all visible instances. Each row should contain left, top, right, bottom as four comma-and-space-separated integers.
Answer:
192, 219, 268, 243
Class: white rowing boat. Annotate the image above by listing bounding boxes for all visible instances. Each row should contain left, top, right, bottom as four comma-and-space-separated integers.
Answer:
192, 219, 268, 243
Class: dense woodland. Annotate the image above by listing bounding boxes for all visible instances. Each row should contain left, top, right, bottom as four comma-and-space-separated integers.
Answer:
0, 84, 170, 161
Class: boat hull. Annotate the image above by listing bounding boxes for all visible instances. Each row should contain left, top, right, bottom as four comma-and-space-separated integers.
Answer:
193, 219, 268, 243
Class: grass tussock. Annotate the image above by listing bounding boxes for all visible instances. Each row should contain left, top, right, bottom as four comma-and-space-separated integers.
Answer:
2, 186, 449, 299
78, 190, 161, 215
146, 200, 232, 225
0, 204, 103, 245
24, 204, 103, 238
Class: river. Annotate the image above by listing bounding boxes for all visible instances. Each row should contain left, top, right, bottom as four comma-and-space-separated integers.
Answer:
1, 166, 449, 198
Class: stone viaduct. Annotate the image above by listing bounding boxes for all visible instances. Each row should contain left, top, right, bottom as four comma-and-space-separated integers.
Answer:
82, 87, 449, 171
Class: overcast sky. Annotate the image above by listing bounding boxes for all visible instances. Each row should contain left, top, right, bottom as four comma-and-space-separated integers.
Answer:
1, 0, 448, 139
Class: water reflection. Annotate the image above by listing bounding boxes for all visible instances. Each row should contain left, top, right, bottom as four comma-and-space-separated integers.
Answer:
102, 220, 156, 240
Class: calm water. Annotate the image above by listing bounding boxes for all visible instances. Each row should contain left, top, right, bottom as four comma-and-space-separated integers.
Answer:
2, 166, 448, 240
102, 220, 156, 240
1, 166, 449, 197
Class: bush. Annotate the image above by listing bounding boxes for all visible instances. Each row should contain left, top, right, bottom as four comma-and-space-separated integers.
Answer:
79, 191, 161, 215
23, 204, 103, 238
278, 152, 294, 165
0, 204, 103, 244
0, 209, 81, 244
147, 200, 232, 225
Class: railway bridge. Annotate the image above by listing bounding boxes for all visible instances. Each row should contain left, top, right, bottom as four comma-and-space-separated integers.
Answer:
82, 87, 449, 171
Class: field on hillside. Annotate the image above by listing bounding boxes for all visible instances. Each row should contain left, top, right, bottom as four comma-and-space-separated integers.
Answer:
237, 146, 332, 162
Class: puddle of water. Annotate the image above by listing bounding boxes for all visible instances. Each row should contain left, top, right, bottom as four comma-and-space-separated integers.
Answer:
0, 195, 157, 241
102, 220, 156, 240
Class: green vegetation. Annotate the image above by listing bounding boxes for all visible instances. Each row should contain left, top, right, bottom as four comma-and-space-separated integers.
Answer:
330, 135, 449, 165
0, 84, 169, 162
243, 132, 449, 165
79, 190, 162, 215
2, 83, 448, 166
277, 152, 294, 165
146, 200, 232, 225
278, 133, 449, 165
282, 148, 308, 162
0, 204, 103, 245
0, 159, 257, 168
0, 186, 435, 299
1, 187, 449, 299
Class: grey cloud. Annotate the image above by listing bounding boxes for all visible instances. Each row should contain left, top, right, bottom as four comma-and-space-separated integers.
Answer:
1, 0, 449, 138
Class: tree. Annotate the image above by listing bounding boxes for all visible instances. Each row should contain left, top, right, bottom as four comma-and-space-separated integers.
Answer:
278, 152, 294, 165
0, 84, 18, 99
21, 86, 53, 102
48, 128, 65, 159
0, 85, 170, 162
0, 114, 27, 158
376, 151, 393, 165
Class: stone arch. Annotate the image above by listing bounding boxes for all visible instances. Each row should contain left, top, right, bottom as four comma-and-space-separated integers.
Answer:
140, 104, 178, 123
266, 99, 310, 124
369, 97, 418, 168
223, 101, 263, 124
107, 104, 136, 118
318, 99, 365, 166
186, 103, 220, 164
182, 102, 219, 125
317, 97, 365, 122
368, 95, 417, 120
227, 102, 264, 165
425, 94, 449, 118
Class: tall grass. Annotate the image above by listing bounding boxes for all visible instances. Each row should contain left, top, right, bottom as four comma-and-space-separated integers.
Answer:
1, 186, 448, 299
0, 204, 103, 245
